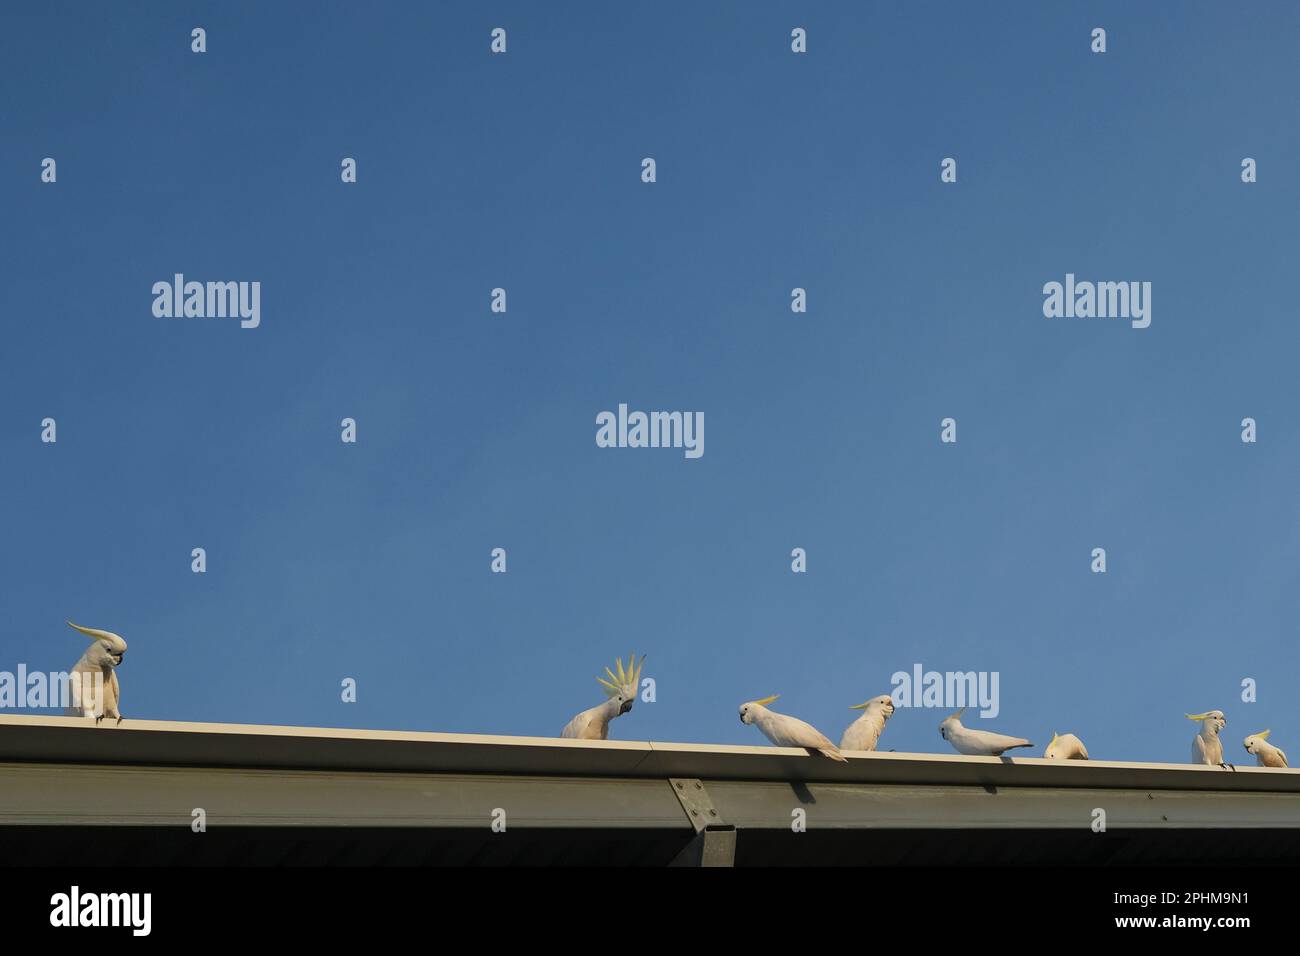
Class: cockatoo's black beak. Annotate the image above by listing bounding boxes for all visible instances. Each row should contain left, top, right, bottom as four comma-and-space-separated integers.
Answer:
619, 700, 632, 715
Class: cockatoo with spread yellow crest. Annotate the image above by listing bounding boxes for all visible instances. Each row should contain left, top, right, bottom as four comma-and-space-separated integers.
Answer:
1243, 730, 1288, 768
739, 695, 846, 761
1043, 732, 1089, 760
64, 620, 127, 723
939, 708, 1032, 756
1186, 710, 1228, 767
839, 694, 895, 752
560, 654, 644, 740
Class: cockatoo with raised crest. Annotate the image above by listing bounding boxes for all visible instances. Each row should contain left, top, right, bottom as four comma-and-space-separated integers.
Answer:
739, 695, 846, 761
65, 620, 127, 724
560, 655, 644, 740
1186, 710, 1227, 767
1243, 730, 1287, 768
840, 694, 895, 752
939, 708, 1032, 756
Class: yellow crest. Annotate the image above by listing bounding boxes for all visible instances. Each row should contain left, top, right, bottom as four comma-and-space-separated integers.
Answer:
596, 654, 644, 698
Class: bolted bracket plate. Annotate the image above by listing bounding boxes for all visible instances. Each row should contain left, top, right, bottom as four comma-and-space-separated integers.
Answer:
668, 777, 724, 833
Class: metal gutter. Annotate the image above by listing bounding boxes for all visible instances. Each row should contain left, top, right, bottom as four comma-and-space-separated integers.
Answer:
1, 714, 1297, 793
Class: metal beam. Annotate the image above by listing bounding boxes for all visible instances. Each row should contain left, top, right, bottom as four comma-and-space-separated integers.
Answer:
669, 827, 737, 867
0, 762, 688, 829
3, 716, 1300, 864
666, 778, 735, 867
2, 759, 1298, 833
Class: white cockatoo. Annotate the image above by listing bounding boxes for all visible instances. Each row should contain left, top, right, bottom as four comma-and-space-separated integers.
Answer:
839, 694, 895, 752
1186, 710, 1227, 767
1243, 730, 1288, 768
65, 620, 127, 723
560, 655, 644, 740
938, 708, 1032, 756
1043, 731, 1089, 760
739, 695, 846, 761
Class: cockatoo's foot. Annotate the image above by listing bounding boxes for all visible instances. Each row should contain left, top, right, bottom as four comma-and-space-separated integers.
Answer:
1220, 762, 1236, 771
116, 715, 124, 725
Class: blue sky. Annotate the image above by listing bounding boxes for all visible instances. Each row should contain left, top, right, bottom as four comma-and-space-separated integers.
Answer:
2, 2, 1299, 762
